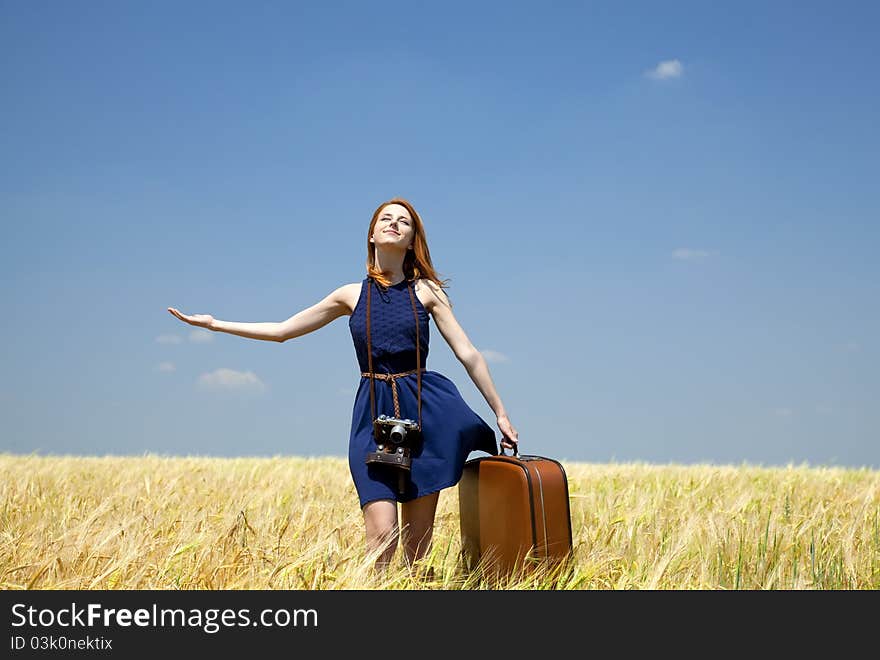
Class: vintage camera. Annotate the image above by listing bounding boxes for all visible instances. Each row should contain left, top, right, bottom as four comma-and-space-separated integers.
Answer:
366, 414, 421, 473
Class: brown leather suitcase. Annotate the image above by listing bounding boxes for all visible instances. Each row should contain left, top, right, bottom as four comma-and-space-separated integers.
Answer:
458, 450, 573, 574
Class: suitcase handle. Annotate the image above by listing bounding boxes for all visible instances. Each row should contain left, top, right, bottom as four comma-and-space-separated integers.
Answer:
499, 444, 519, 457
499, 448, 549, 464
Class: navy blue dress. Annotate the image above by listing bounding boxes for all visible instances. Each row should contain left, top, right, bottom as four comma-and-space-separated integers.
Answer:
347, 277, 498, 508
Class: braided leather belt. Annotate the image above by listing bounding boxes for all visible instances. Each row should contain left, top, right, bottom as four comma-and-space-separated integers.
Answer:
361, 368, 425, 418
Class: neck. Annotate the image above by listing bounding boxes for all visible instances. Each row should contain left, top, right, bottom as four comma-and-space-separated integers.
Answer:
372, 247, 407, 284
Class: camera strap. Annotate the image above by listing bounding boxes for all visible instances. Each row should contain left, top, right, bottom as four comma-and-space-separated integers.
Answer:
365, 276, 422, 430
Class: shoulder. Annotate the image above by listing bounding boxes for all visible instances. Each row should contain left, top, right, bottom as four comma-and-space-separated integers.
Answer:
414, 278, 451, 314
332, 281, 363, 315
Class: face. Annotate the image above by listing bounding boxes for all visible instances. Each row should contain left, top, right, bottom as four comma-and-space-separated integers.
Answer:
371, 203, 414, 250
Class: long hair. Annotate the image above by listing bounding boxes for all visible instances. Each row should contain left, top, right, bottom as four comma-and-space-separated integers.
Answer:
366, 197, 451, 299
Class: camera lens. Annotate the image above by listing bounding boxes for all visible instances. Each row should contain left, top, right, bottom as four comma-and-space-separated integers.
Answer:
390, 424, 406, 444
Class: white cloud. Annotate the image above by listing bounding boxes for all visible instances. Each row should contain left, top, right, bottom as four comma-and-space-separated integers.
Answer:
156, 334, 182, 345
189, 329, 214, 343
647, 59, 683, 80
198, 368, 266, 391
672, 248, 717, 261
156, 361, 176, 373
480, 349, 511, 364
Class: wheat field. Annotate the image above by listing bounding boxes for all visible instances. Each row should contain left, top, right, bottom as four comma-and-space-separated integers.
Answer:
2, 453, 878, 590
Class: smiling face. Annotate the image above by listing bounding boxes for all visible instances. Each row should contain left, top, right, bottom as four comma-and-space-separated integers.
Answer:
370, 203, 414, 250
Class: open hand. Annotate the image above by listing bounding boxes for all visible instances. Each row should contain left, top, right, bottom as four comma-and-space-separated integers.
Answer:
167, 307, 215, 330
497, 413, 519, 451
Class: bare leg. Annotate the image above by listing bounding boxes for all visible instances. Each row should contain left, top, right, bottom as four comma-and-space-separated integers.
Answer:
362, 499, 399, 570
400, 491, 440, 567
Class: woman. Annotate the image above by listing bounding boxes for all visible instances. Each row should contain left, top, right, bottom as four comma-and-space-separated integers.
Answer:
167, 197, 518, 571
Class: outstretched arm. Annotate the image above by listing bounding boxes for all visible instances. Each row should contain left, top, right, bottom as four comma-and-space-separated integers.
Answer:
275, 284, 354, 342
424, 281, 519, 449
167, 284, 354, 343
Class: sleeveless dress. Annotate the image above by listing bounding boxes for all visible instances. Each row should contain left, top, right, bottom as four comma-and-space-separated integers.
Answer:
347, 277, 498, 508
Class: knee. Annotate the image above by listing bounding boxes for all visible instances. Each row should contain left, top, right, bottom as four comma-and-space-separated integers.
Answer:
363, 508, 399, 549
368, 521, 399, 546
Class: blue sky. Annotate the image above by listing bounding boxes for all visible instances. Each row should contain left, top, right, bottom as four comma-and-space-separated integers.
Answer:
2, 1, 877, 468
